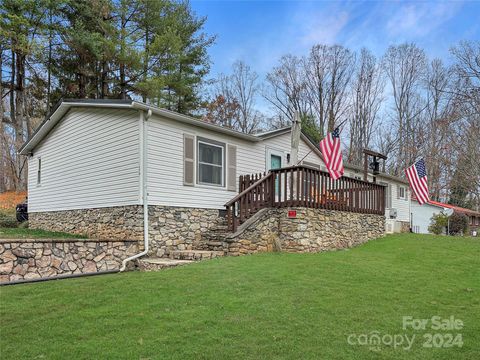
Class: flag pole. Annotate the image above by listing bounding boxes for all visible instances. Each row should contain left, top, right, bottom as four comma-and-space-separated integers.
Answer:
296, 119, 348, 166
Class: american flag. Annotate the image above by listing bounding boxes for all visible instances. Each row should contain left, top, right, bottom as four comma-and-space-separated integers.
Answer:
405, 158, 430, 205
319, 127, 344, 180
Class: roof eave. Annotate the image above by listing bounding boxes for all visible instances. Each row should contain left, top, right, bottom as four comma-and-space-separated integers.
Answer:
20, 100, 262, 155
131, 102, 260, 142
19, 101, 134, 155
255, 126, 291, 139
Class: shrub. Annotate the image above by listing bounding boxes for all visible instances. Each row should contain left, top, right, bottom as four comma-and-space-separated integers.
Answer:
428, 212, 448, 235
448, 213, 469, 236
0, 213, 18, 228
18, 221, 29, 229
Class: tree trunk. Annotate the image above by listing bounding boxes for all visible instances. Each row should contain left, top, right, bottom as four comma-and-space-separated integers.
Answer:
101, 60, 108, 98
46, 10, 53, 113
78, 55, 86, 98
0, 47, 5, 192
119, 8, 126, 100
142, 25, 149, 103
15, 52, 26, 189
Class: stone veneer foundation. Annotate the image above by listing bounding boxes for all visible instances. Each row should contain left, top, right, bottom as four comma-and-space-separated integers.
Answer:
0, 239, 140, 284
25, 206, 386, 273
226, 208, 385, 255
148, 206, 221, 257
29, 205, 224, 255
29, 206, 145, 240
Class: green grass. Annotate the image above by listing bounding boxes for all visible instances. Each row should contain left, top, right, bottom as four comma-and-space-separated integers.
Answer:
1, 234, 479, 359
0, 227, 86, 239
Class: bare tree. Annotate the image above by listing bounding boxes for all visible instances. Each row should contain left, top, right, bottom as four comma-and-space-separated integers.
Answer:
264, 54, 309, 124
448, 41, 480, 208
304, 44, 355, 135
450, 40, 480, 114
230, 61, 262, 133
382, 43, 427, 175
374, 123, 397, 172
348, 48, 384, 165
422, 59, 457, 200
211, 61, 263, 133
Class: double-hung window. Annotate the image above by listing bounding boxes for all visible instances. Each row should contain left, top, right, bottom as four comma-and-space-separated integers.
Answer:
197, 138, 225, 187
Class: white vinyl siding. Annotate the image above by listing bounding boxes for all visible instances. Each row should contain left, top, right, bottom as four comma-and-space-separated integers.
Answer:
379, 181, 393, 209
28, 105, 410, 217
147, 114, 265, 209
389, 183, 410, 222
411, 201, 444, 234
146, 116, 325, 209
27, 108, 140, 212
261, 132, 325, 170
36, 157, 42, 185
348, 170, 410, 222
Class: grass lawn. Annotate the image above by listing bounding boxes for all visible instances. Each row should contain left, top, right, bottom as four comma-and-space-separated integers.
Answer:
1, 234, 479, 359
0, 227, 86, 239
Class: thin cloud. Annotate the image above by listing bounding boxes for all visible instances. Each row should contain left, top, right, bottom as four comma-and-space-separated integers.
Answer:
297, 11, 350, 46
386, 2, 463, 38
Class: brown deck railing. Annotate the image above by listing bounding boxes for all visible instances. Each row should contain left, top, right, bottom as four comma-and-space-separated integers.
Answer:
225, 165, 385, 232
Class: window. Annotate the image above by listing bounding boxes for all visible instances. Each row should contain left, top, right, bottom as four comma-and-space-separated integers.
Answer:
398, 186, 406, 199
197, 138, 225, 186
37, 158, 42, 185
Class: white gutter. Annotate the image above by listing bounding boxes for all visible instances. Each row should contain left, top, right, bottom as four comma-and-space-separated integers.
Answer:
130, 101, 260, 142
120, 108, 152, 271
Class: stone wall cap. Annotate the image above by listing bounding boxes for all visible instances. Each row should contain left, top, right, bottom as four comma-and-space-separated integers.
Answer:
0, 238, 141, 244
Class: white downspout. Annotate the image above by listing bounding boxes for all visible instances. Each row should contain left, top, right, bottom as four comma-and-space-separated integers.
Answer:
120, 108, 152, 271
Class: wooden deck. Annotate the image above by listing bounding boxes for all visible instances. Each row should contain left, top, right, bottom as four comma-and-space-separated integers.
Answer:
225, 165, 386, 232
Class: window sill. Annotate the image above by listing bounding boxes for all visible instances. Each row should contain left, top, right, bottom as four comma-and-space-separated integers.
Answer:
194, 183, 228, 191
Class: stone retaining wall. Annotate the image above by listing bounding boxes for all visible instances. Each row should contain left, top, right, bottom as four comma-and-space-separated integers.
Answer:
28, 206, 385, 261
29, 206, 144, 240
148, 206, 221, 257
226, 208, 385, 255
29, 206, 223, 255
0, 239, 140, 284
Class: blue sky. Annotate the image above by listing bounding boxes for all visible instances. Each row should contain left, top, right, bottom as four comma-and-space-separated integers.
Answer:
191, 0, 480, 79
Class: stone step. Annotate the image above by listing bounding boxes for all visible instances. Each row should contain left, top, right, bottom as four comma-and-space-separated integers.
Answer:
137, 257, 193, 271
169, 250, 225, 261
205, 241, 227, 251
208, 226, 228, 232
205, 241, 224, 247
204, 233, 227, 241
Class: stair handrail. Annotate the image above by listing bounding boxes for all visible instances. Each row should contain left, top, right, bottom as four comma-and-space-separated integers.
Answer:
225, 165, 386, 232
224, 172, 273, 207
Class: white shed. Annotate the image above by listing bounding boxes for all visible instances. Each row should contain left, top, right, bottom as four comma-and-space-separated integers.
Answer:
411, 200, 447, 234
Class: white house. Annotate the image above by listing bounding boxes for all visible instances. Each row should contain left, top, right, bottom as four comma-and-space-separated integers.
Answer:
19, 100, 410, 252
